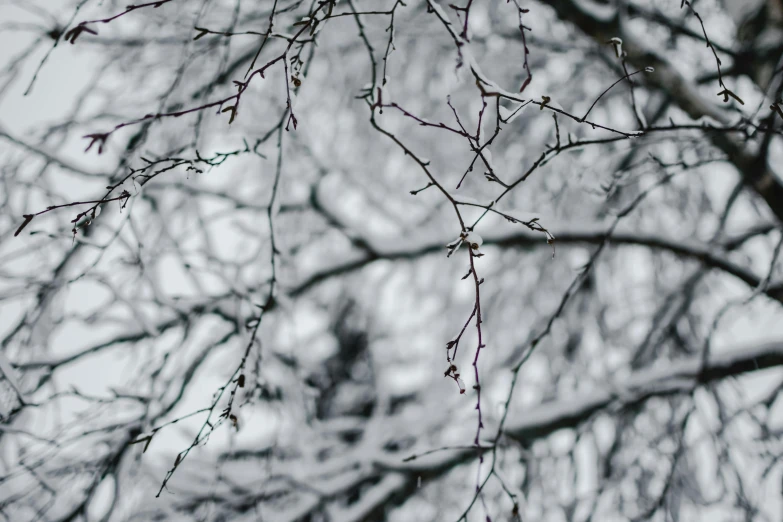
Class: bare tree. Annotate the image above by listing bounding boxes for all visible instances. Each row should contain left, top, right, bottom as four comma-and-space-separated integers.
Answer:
1, 0, 783, 520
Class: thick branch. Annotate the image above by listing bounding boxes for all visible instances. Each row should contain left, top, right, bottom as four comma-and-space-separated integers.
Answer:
539, 0, 783, 223
294, 224, 783, 303
506, 340, 783, 441
282, 340, 783, 520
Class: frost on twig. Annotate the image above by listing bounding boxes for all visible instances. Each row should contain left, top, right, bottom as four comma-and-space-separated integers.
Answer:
607, 37, 623, 58
446, 230, 484, 257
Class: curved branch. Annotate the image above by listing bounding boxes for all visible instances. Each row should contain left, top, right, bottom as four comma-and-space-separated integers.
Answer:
293, 224, 783, 303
